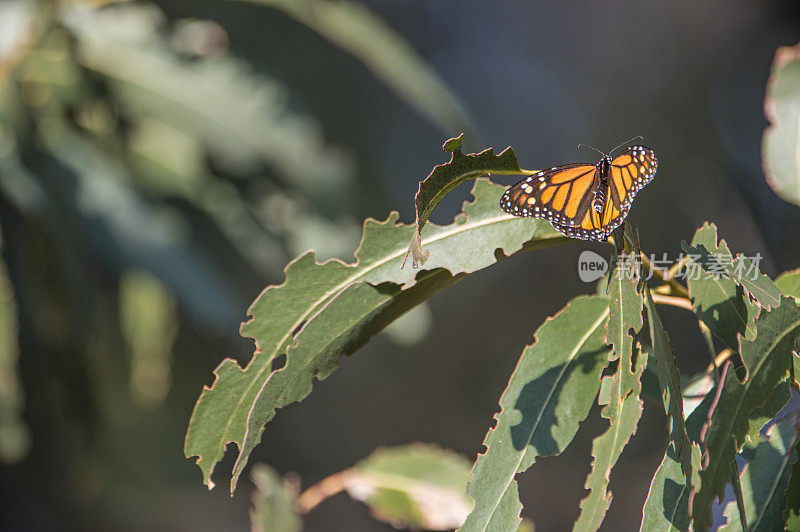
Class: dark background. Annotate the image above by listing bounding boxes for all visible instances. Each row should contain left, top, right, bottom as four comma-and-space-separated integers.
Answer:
2, 0, 800, 530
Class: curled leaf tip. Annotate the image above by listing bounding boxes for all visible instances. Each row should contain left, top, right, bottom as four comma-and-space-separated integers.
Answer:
401, 230, 430, 269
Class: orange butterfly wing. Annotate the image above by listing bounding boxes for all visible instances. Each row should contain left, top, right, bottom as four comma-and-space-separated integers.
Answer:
500, 145, 657, 242
500, 163, 598, 228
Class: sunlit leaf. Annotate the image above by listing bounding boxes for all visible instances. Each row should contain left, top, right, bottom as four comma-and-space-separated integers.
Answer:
461, 295, 611, 532
681, 370, 714, 418
185, 179, 567, 493
574, 255, 646, 531
250, 464, 301, 532
720, 415, 799, 531
644, 289, 692, 481
237, 0, 475, 136
405, 135, 531, 267
684, 233, 781, 311
776, 269, 800, 300
763, 41, 800, 207
690, 297, 799, 530
345, 443, 473, 530
683, 223, 760, 349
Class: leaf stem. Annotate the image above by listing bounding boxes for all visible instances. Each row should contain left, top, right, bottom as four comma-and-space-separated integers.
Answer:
665, 254, 693, 281
698, 321, 721, 384
640, 253, 690, 298
295, 469, 355, 514
650, 293, 694, 311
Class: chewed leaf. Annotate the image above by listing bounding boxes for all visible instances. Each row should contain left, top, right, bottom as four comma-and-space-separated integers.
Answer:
461, 296, 611, 532
720, 414, 798, 531
683, 223, 760, 349
640, 396, 709, 532
644, 289, 692, 482
345, 443, 473, 531
405, 135, 529, 267
185, 179, 568, 493
575, 254, 646, 531
763, 42, 800, 207
690, 297, 799, 530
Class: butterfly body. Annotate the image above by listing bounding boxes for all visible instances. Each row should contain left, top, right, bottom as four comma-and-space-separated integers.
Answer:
500, 145, 657, 242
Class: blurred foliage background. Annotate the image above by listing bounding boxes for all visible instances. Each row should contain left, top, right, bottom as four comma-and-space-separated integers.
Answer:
1, 0, 800, 530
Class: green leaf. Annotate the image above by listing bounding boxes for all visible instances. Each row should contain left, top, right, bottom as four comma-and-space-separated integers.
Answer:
185, 179, 567, 492
684, 236, 781, 312
644, 289, 692, 481
460, 295, 611, 532
690, 297, 799, 530
683, 223, 759, 349
574, 256, 646, 531
681, 370, 714, 418
250, 464, 302, 532
778, 269, 800, 388
776, 269, 800, 299
763, 42, 800, 207
720, 414, 799, 531
0, 229, 29, 463
785, 430, 800, 528
345, 443, 473, 530
237, 0, 475, 136
640, 394, 710, 532
405, 136, 532, 267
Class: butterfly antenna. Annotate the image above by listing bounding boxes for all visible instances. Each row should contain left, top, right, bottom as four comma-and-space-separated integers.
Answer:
577, 143, 607, 158
609, 135, 644, 155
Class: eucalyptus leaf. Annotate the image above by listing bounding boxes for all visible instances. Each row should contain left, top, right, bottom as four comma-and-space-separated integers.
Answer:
185, 179, 568, 493
683, 223, 760, 349
574, 255, 646, 531
346, 443, 473, 530
763, 41, 800, 207
691, 297, 799, 530
644, 289, 692, 481
405, 135, 533, 267
640, 395, 709, 532
461, 296, 611, 532
720, 414, 799, 531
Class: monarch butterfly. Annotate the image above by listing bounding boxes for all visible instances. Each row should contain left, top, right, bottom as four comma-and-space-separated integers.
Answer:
500, 142, 657, 242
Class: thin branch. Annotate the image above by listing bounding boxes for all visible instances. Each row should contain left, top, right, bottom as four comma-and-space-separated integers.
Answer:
641, 253, 691, 298
295, 469, 355, 514
697, 320, 721, 384
650, 293, 694, 311
665, 254, 693, 281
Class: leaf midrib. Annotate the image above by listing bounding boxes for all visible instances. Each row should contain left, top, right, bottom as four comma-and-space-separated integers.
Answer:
225, 214, 560, 451
478, 306, 610, 530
